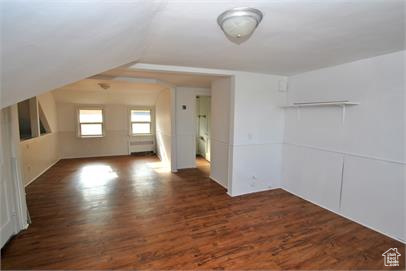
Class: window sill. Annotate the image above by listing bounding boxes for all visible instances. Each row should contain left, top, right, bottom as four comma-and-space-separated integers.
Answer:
130, 133, 153, 137
20, 132, 54, 142
78, 135, 105, 139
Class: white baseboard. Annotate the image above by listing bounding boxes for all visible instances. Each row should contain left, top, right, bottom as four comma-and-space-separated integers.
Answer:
209, 175, 228, 189
156, 152, 163, 162
228, 186, 280, 197
177, 164, 197, 170
282, 187, 406, 244
61, 153, 129, 159
25, 159, 60, 187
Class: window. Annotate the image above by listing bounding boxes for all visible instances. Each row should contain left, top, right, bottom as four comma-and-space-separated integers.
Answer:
18, 99, 33, 140
130, 109, 151, 135
18, 97, 52, 140
39, 102, 51, 135
78, 109, 104, 137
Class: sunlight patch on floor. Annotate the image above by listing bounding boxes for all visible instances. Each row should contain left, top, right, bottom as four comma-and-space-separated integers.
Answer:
79, 165, 118, 188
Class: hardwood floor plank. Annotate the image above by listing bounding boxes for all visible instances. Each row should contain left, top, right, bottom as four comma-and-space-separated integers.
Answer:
1, 155, 404, 270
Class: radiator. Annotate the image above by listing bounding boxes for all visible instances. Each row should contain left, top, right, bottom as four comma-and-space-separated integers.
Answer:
128, 139, 155, 154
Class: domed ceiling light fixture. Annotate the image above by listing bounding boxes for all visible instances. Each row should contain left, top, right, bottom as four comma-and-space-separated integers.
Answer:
217, 7, 263, 44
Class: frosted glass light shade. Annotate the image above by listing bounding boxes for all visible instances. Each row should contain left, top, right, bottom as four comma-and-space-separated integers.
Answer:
221, 16, 258, 38
218, 7, 263, 40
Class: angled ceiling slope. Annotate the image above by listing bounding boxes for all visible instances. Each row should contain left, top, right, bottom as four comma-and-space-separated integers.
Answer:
141, 0, 405, 75
0, 0, 166, 108
1, 0, 405, 108
52, 78, 166, 105
96, 68, 223, 88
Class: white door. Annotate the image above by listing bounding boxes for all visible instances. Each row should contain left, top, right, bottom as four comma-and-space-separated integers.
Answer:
1, 162, 16, 248
0, 109, 17, 248
197, 96, 211, 161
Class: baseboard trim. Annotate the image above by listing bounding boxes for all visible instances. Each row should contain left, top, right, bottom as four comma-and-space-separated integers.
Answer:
229, 186, 280, 197
209, 175, 228, 189
25, 159, 60, 187
177, 165, 197, 170
282, 187, 406, 244
61, 153, 129, 159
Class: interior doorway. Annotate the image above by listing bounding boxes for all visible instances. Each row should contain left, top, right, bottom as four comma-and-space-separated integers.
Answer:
196, 96, 211, 163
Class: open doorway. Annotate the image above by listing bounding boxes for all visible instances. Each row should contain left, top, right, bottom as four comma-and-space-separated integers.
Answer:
196, 96, 211, 168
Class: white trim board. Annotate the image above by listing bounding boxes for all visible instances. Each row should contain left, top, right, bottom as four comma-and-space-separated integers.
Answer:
282, 187, 406, 244
228, 186, 280, 197
210, 175, 228, 189
24, 159, 60, 187
281, 101, 359, 107
284, 142, 405, 165
131, 63, 235, 76
177, 164, 197, 170
232, 142, 283, 147
61, 153, 129, 160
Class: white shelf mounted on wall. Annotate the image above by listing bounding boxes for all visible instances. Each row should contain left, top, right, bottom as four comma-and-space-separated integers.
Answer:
280, 101, 360, 123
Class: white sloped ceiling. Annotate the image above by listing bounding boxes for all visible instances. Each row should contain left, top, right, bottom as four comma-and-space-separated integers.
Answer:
1, 0, 404, 108
141, 0, 405, 75
0, 0, 166, 108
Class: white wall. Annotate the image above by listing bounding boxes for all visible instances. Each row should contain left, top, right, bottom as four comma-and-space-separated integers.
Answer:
228, 72, 287, 196
1, 106, 29, 247
52, 86, 161, 106
1, 108, 18, 247
54, 88, 159, 159
155, 88, 172, 169
38, 92, 58, 132
210, 78, 232, 188
1, 1, 164, 108
58, 103, 133, 158
175, 87, 210, 169
282, 51, 405, 242
20, 92, 59, 186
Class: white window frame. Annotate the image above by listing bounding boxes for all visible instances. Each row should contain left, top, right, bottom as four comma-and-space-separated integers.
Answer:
129, 108, 154, 136
77, 106, 105, 138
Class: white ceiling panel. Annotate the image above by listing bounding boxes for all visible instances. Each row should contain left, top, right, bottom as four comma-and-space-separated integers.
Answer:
141, 0, 404, 75
1, 0, 165, 107
1, 0, 404, 107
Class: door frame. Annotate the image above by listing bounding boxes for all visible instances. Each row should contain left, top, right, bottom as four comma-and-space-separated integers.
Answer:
194, 94, 211, 163
0, 106, 29, 248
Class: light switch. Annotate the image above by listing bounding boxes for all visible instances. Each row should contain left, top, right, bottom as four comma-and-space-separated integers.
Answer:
278, 79, 288, 92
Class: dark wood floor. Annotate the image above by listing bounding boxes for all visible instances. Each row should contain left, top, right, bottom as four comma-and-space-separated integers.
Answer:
1, 155, 404, 270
